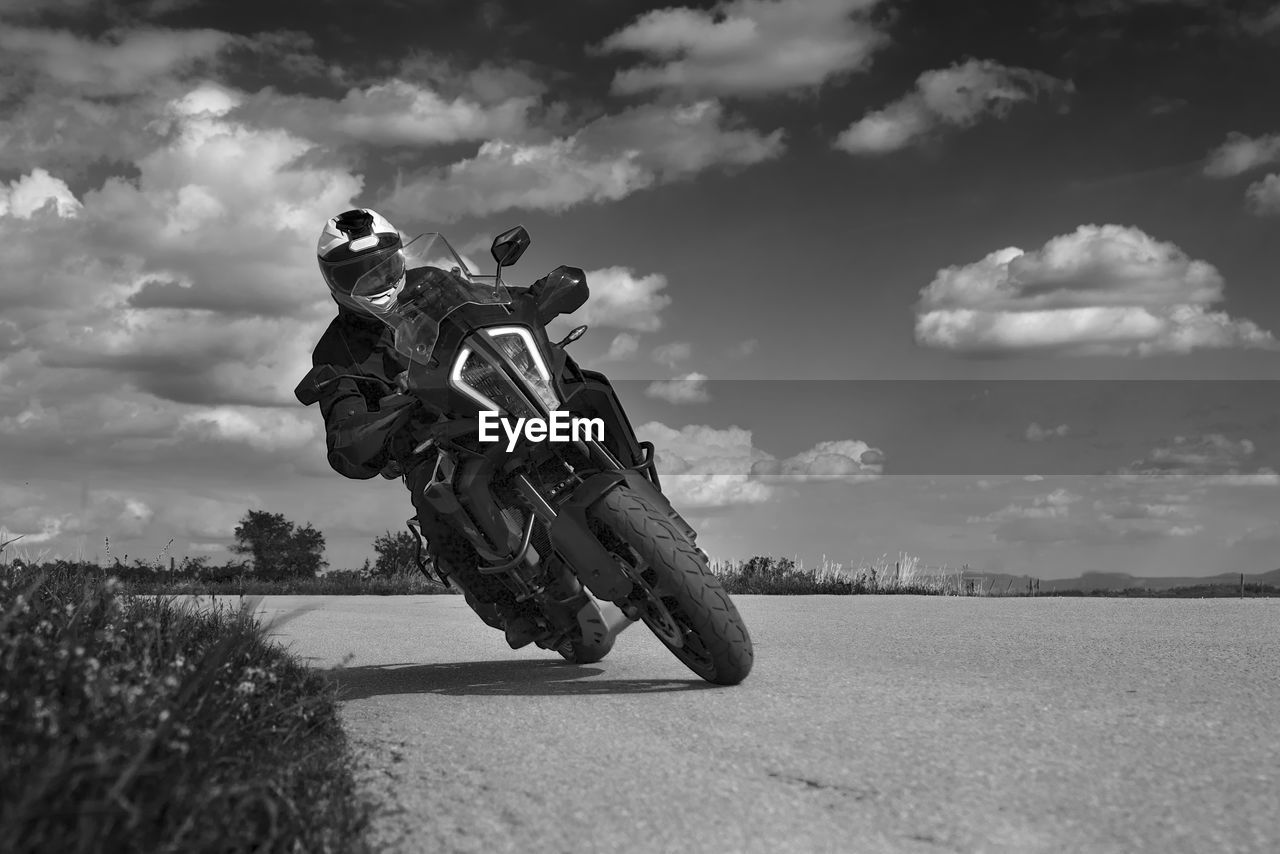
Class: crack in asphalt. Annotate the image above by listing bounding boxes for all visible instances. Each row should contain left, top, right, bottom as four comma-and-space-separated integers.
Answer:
765, 770, 878, 801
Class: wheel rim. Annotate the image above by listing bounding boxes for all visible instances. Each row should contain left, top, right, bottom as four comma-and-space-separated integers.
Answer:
614, 554, 683, 647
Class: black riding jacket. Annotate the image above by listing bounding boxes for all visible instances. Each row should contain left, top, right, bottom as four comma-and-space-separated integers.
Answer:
304, 284, 551, 480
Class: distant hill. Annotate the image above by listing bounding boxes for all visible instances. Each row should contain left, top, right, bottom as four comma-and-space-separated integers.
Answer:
954, 567, 1280, 594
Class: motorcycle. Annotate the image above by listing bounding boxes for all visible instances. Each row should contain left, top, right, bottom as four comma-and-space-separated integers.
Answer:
296, 227, 753, 685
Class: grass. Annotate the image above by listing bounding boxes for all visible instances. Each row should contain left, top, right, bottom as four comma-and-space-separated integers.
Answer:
0, 559, 374, 854
711, 553, 971, 596
121, 569, 452, 597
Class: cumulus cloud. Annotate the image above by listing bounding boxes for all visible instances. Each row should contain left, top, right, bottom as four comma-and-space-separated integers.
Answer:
0, 168, 82, 218
237, 77, 539, 148
1025, 422, 1070, 442
636, 422, 884, 509
603, 333, 640, 360
0, 84, 360, 416
1203, 132, 1280, 215
1245, 174, 1280, 215
1113, 434, 1280, 485
0, 25, 241, 97
382, 100, 783, 219
652, 341, 692, 367
750, 439, 884, 482
637, 422, 775, 509
1203, 131, 1280, 178
646, 372, 711, 404
556, 267, 672, 332
914, 224, 1277, 356
597, 0, 890, 98
835, 59, 1072, 155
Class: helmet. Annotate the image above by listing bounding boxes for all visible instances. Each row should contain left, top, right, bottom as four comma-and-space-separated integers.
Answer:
317, 208, 406, 317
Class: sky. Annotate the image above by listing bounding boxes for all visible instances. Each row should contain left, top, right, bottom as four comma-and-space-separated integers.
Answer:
1, 0, 1278, 578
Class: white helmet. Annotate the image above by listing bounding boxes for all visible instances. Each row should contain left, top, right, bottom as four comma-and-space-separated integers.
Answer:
316, 208, 406, 317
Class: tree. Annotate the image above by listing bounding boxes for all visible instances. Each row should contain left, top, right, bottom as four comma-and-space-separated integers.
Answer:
371, 528, 423, 577
231, 510, 328, 580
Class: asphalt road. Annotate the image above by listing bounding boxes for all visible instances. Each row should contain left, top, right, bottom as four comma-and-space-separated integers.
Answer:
255, 594, 1280, 854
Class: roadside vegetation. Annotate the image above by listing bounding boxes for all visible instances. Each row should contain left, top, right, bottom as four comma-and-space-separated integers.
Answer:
4, 508, 1276, 598
711, 553, 969, 595
0, 556, 373, 853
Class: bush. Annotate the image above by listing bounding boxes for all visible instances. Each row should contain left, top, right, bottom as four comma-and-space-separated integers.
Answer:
371, 529, 425, 578
0, 563, 372, 853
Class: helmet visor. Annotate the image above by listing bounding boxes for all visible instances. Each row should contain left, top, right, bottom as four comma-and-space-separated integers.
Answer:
346, 251, 405, 296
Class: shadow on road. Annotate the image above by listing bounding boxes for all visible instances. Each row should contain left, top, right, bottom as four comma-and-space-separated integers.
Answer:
324, 658, 718, 700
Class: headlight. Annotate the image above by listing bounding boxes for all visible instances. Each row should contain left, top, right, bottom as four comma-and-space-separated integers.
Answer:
451, 347, 538, 417
484, 326, 559, 410
449, 326, 560, 417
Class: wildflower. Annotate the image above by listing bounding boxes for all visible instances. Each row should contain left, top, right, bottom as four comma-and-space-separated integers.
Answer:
236, 681, 256, 695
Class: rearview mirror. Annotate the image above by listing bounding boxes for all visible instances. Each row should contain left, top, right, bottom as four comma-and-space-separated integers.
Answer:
535, 265, 588, 324
491, 226, 531, 268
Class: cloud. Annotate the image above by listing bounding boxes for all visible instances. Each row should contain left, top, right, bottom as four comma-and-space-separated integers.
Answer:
1, 488, 154, 543
1113, 434, 1280, 485
750, 439, 884, 482
176, 407, 320, 453
835, 58, 1073, 155
636, 423, 884, 509
637, 422, 775, 509
1025, 422, 1070, 442
1093, 497, 1192, 521
0, 25, 241, 97
646, 372, 711, 404
557, 267, 672, 332
153, 494, 256, 541
970, 486, 1201, 544
728, 338, 758, 358
0, 168, 82, 218
914, 224, 1277, 355
237, 77, 539, 148
1203, 131, 1280, 178
973, 488, 1080, 522
1242, 4, 1280, 34
1245, 174, 1280, 215
603, 333, 640, 360
652, 341, 692, 367
382, 99, 783, 219
597, 0, 890, 98
0, 84, 361, 409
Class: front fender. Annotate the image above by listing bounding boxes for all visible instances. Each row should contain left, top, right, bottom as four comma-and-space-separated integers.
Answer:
615, 469, 699, 544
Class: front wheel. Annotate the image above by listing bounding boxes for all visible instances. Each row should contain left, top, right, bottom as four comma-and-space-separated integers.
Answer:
588, 486, 753, 685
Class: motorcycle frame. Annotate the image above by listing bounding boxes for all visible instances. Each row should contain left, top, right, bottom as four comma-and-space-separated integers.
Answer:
397, 293, 698, 608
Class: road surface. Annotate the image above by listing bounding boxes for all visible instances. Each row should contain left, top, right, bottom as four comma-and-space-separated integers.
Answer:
254, 595, 1280, 854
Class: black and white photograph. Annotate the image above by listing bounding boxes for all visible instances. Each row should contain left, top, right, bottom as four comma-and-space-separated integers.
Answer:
2, 0, 1278, 851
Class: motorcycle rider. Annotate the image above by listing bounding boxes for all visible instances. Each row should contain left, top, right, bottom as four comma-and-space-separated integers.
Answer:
300, 208, 644, 650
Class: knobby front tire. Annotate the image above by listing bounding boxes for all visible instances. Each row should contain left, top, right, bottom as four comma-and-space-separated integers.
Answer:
589, 485, 754, 685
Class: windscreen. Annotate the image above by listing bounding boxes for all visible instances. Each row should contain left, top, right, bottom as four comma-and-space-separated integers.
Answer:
354, 232, 511, 364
